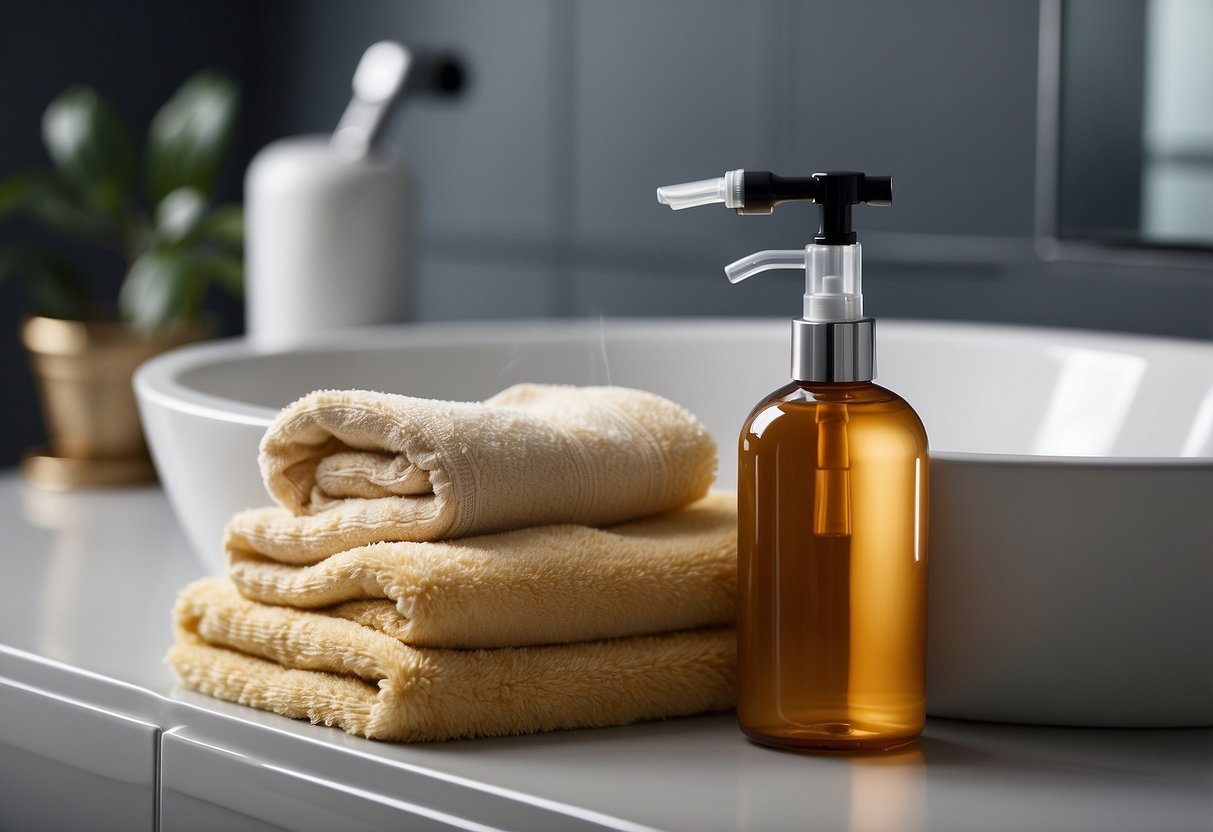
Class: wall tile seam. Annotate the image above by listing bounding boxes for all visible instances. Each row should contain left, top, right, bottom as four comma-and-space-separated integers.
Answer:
546, 0, 581, 317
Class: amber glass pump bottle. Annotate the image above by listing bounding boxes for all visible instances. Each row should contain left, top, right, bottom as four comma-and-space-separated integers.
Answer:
658, 170, 929, 751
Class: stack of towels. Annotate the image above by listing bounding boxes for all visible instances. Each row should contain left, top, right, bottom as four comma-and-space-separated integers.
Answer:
168, 383, 738, 742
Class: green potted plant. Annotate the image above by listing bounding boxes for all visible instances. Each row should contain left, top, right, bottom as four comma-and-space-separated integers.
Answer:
0, 71, 243, 487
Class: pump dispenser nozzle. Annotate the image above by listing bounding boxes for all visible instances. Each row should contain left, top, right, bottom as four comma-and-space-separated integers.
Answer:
657, 170, 890, 237
655, 170, 745, 211
657, 169, 891, 382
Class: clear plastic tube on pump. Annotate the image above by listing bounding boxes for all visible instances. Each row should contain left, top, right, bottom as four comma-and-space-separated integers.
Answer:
805, 243, 862, 322
656, 170, 745, 210
724, 244, 863, 322
723, 250, 803, 283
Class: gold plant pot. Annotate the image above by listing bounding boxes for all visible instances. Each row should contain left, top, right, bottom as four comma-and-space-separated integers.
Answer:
21, 315, 210, 488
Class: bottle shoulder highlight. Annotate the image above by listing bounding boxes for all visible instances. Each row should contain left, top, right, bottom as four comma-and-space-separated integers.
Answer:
740, 381, 929, 448
745, 380, 919, 416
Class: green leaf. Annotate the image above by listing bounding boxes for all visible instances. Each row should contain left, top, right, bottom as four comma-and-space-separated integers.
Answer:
154, 186, 207, 245
189, 250, 243, 297
189, 203, 243, 251
147, 72, 238, 206
119, 249, 206, 330
119, 244, 244, 330
0, 172, 113, 241
0, 173, 47, 218
41, 86, 135, 221
0, 243, 93, 319
27, 185, 114, 241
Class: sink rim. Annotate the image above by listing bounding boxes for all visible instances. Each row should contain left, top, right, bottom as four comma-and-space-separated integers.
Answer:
134, 317, 1213, 470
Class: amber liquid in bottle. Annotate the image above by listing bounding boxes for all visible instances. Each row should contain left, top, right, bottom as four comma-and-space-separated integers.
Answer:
737, 381, 928, 752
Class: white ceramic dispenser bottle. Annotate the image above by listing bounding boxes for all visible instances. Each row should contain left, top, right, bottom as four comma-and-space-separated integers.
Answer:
245, 42, 463, 343
658, 170, 930, 752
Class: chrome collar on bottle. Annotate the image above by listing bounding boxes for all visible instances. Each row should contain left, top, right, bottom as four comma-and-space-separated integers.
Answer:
791, 318, 876, 383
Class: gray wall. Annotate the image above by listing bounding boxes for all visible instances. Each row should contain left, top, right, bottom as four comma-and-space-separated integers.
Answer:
2, 0, 1212, 467
249, 0, 1213, 331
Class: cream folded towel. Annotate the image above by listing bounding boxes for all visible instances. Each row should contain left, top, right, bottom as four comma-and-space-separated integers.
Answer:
226, 492, 736, 648
257, 384, 717, 547
168, 578, 735, 742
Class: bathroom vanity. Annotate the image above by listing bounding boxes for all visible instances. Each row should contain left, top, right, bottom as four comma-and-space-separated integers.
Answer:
0, 472, 1208, 832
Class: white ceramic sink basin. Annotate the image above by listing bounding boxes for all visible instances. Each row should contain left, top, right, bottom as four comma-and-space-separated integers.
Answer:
135, 318, 1213, 727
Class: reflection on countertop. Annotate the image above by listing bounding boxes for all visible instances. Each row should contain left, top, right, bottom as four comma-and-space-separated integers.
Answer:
1, 473, 204, 689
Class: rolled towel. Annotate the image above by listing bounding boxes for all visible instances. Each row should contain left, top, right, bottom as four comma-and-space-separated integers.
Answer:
226, 491, 736, 648
168, 578, 736, 742
258, 384, 717, 543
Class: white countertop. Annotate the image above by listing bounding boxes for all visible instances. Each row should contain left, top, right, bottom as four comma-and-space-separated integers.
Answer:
0, 471, 1209, 832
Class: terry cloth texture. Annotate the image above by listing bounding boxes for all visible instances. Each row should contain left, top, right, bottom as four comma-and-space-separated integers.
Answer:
226, 491, 736, 648
257, 383, 717, 553
169, 578, 736, 742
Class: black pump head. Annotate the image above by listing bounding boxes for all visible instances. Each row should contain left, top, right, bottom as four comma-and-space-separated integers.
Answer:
738, 170, 892, 245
